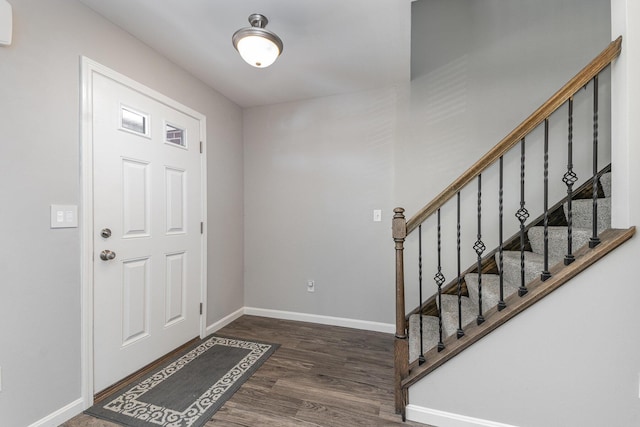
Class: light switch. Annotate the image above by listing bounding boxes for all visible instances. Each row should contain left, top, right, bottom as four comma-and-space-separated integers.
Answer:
373, 209, 382, 222
51, 205, 78, 228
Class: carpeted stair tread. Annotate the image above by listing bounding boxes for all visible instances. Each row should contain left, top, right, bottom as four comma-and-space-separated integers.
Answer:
565, 197, 611, 232
499, 250, 544, 287
527, 226, 592, 265
465, 273, 519, 312
438, 294, 476, 337
408, 314, 441, 362
407, 170, 613, 365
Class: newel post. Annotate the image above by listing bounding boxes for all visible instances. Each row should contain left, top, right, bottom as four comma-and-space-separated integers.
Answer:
392, 207, 408, 416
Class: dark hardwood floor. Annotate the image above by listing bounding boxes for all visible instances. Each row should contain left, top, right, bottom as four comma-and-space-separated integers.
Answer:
62, 315, 429, 427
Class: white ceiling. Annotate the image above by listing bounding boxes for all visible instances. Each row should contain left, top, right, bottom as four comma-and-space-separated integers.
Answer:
78, 0, 412, 108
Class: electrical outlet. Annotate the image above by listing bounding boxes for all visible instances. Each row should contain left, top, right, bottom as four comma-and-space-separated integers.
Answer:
307, 280, 315, 293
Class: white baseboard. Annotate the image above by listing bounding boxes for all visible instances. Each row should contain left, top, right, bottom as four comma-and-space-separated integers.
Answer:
406, 405, 519, 427
243, 307, 395, 333
28, 398, 84, 427
205, 307, 245, 336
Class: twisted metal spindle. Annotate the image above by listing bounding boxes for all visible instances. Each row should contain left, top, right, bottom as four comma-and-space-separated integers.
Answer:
498, 156, 506, 311
456, 192, 464, 338
418, 224, 425, 365
541, 119, 551, 281
434, 208, 445, 351
474, 175, 485, 325
516, 138, 530, 297
589, 75, 601, 249
563, 98, 578, 265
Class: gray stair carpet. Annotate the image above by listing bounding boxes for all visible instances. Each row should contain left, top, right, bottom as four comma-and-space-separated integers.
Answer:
600, 172, 611, 197
527, 226, 592, 265
408, 314, 440, 362
408, 172, 612, 360
565, 197, 611, 232
465, 273, 519, 312
438, 293, 476, 338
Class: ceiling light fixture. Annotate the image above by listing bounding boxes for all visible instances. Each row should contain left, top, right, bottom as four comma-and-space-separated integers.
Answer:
232, 13, 283, 68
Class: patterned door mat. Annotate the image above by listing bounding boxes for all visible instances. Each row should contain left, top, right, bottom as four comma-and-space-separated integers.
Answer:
86, 335, 279, 427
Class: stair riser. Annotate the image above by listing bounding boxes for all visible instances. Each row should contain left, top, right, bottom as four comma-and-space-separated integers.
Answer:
465, 273, 519, 312
499, 253, 543, 287
527, 227, 591, 265
565, 198, 611, 231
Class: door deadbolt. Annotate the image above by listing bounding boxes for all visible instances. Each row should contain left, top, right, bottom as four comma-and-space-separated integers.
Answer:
100, 250, 116, 261
100, 228, 112, 238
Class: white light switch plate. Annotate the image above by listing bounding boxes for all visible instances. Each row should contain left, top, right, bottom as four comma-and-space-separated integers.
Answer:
50, 205, 78, 228
373, 209, 382, 222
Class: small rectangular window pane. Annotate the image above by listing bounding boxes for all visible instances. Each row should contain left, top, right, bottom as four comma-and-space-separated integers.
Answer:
122, 107, 147, 135
165, 123, 186, 147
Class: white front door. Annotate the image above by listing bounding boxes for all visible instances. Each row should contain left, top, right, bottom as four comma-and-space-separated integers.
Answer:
91, 71, 204, 392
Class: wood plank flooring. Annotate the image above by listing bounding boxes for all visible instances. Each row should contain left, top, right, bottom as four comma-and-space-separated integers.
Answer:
62, 315, 429, 427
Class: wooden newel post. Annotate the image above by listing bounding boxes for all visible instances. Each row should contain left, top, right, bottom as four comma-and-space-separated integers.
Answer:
392, 207, 409, 416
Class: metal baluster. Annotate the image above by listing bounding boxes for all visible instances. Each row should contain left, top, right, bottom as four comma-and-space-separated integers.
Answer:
456, 191, 464, 338
516, 139, 530, 297
418, 224, 425, 365
498, 156, 506, 311
474, 175, 486, 325
434, 208, 445, 351
589, 75, 601, 248
541, 119, 551, 281
563, 98, 578, 265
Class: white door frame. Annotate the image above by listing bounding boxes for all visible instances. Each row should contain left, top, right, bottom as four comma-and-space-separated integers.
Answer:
79, 57, 208, 408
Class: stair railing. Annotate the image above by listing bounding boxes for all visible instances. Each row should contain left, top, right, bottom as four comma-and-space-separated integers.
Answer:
392, 36, 622, 416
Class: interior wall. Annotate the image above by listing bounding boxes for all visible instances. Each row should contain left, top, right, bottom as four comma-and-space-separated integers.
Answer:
396, 0, 612, 306
243, 88, 397, 324
407, 1, 640, 426
398, 0, 612, 215
0, 1, 243, 425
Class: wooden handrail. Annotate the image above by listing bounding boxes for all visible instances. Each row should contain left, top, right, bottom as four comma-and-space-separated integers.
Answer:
405, 36, 622, 235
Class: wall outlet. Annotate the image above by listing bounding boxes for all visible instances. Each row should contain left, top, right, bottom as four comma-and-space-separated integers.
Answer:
307, 280, 315, 293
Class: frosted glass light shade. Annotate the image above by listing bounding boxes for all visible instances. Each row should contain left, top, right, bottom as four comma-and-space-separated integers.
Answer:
232, 14, 283, 68
236, 35, 280, 68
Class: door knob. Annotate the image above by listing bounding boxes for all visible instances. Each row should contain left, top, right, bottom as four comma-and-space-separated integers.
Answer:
100, 250, 116, 261
100, 228, 112, 238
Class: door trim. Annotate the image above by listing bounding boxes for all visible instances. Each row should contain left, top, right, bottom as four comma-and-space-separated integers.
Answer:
80, 57, 208, 408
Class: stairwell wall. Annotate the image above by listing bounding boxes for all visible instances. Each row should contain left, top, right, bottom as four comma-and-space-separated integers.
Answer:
407, 1, 640, 426
396, 0, 612, 306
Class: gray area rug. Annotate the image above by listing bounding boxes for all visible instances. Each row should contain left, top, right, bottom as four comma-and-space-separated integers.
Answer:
85, 335, 279, 427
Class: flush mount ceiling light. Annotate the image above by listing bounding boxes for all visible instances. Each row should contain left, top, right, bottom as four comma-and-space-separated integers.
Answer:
232, 13, 283, 68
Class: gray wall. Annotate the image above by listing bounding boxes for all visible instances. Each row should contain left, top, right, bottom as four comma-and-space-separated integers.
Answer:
396, 0, 612, 306
0, 0, 243, 425
399, 0, 612, 215
407, 1, 640, 426
243, 88, 398, 324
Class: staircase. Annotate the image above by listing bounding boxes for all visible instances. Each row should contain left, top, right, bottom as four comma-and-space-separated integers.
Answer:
408, 171, 612, 363
391, 37, 636, 419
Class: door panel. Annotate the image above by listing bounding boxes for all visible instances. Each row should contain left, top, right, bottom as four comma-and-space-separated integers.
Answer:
92, 73, 202, 392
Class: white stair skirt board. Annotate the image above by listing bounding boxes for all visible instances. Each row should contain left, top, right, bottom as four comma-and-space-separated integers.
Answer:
27, 398, 84, 427
406, 405, 519, 427
205, 307, 245, 336
244, 307, 395, 334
